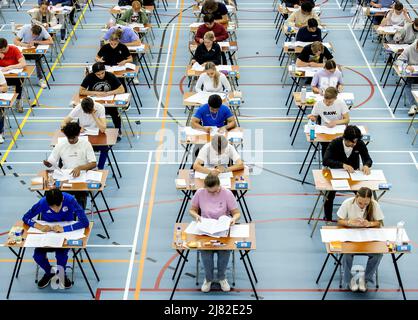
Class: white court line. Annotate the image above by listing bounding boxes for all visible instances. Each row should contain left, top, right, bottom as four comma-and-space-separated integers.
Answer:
334, 0, 342, 10
348, 24, 395, 119
156, 24, 175, 118
123, 152, 152, 300
176, 0, 179, 9
409, 151, 418, 170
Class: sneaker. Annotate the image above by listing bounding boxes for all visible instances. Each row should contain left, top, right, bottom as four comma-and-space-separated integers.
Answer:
358, 276, 367, 292
201, 279, 212, 292
15, 99, 23, 113
60, 39, 66, 44
64, 276, 73, 289
408, 105, 417, 116
349, 277, 359, 292
1, 0, 8, 5
0, 134, 3, 144
38, 79, 47, 89
133, 78, 140, 85
37, 273, 54, 289
219, 279, 231, 292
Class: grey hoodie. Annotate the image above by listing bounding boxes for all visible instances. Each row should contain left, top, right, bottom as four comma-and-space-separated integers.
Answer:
393, 23, 418, 44
396, 40, 418, 65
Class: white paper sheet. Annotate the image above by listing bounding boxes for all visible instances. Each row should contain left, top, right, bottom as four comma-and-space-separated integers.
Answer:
183, 126, 206, 136
386, 44, 409, 52
285, 41, 331, 49
198, 216, 231, 234
217, 41, 230, 48
105, 65, 126, 72
86, 170, 103, 182
220, 177, 232, 189
184, 91, 226, 104
191, 62, 204, 71
80, 127, 99, 136
128, 44, 145, 52
185, 220, 228, 238
175, 178, 187, 187
349, 170, 386, 181
290, 66, 323, 77
125, 62, 136, 70
24, 233, 65, 248
1, 68, 23, 74
320, 228, 409, 243
0, 93, 15, 101
90, 95, 115, 101
52, 169, 87, 182
330, 179, 350, 190
129, 23, 144, 29
330, 169, 350, 179
216, 65, 232, 72
304, 124, 346, 134
229, 224, 250, 238
36, 45, 50, 51
114, 93, 130, 101
227, 131, 243, 140
189, 22, 204, 28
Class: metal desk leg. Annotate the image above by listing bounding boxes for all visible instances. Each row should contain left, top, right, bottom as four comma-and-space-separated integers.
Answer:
299, 142, 314, 174
302, 143, 319, 184
73, 248, 95, 299
170, 249, 190, 300
239, 250, 259, 300
391, 253, 406, 300
322, 253, 343, 300
316, 253, 331, 284
83, 249, 100, 281
99, 191, 114, 223
6, 247, 24, 299
308, 191, 324, 224
89, 191, 110, 239
110, 147, 122, 178
310, 191, 329, 238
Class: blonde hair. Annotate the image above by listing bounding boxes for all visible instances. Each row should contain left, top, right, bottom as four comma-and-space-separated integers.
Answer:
132, 0, 142, 10
203, 31, 215, 42
110, 28, 123, 41
205, 61, 220, 88
311, 41, 324, 54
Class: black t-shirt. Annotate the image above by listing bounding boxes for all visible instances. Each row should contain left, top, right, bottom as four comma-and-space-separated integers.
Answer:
81, 72, 122, 92
298, 44, 333, 63
201, 2, 228, 20
193, 42, 222, 65
296, 27, 322, 42
97, 43, 131, 66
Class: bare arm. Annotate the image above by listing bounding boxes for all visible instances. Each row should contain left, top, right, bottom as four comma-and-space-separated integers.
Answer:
191, 117, 210, 132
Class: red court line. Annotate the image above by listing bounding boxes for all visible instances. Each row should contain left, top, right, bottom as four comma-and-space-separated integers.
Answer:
344, 67, 375, 109
154, 253, 179, 289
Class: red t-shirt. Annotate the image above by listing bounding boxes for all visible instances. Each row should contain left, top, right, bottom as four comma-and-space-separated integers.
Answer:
0, 45, 23, 67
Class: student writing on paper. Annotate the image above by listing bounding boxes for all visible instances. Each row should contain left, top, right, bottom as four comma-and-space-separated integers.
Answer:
96, 30, 133, 67
31, 1, 67, 43
0, 70, 8, 144
296, 18, 322, 42
79, 62, 125, 140
103, 25, 142, 47
307, 87, 350, 157
43, 122, 97, 208
0, 38, 27, 113
201, 0, 229, 25
296, 41, 333, 68
287, 2, 320, 28
195, 62, 231, 93
22, 189, 89, 289
191, 31, 222, 66
380, 2, 411, 27
13, 24, 53, 90
311, 60, 344, 94
62, 97, 109, 169
194, 134, 244, 176
189, 174, 240, 293
191, 94, 236, 133
117, 0, 149, 25
370, 0, 395, 25
323, 126, 373, 221
336, 187, 384, 292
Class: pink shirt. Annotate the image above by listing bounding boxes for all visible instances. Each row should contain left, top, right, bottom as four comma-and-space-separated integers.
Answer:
191, 187, 238, 219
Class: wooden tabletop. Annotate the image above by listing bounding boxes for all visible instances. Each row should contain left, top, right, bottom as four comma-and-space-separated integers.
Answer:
189, 40, 238, 53
393, 64, 418, 78
19, 46, 49, 55
172, 222, 256, 251
72, 94, 130, 108
3, 66, 35, 79
5, 221, 93, 249
304, 126, 368, 143
186, 65, 239, 77
313, 169, 387, 191
180, 127, 243, 145
284, 43, 334, 54
293, 92, 315, 107
183, 91, 235, 107
111, 65, 140, 78
50, 128, 118, 147
30, 169, 108, 192
176, 169, 249, 191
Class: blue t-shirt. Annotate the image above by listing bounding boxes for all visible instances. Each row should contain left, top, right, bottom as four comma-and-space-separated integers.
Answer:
104, 26, 139, 44
193, 104, 233, 127
17, 24, 51, 43
22, 192, 89, 232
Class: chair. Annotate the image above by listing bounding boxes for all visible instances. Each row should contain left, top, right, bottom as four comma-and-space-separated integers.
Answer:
337, 255, 379, 289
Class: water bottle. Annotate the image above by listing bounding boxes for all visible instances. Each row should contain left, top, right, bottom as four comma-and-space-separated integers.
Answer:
401, 61, 408, 76
189, 169, 195, 188
175, 226, 182, 246
309, 120, 316, 141
10, 20, 15, 33
301, 86, 307, 104
291, 35, 296, 49
396, 221, 405, 246
47, 171, 54, 188
290, 57, 296, 74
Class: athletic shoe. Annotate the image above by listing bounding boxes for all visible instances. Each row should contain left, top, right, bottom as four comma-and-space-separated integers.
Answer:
219, 279, 230, 292
60, 39, 66, 44
358, 276, 367, 292
37, 273, 54, 288
201, 279, 211, 292
15, 99, 23, 113
64, 276, 73, 289
349, 277, 359, 292
0, 134, 4, 144
38, 79, 47, 89
133, 78, 140, 85
408, 105, 417, 116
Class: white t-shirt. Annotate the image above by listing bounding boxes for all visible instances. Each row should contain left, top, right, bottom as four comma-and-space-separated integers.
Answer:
195, 72, 232, 93
197, 142, 241, 167
337, 197, 384, 221
311, 98, 349, 124
68, 102, 106, 130
48, 139, 96, 169
0, 70, 6, 85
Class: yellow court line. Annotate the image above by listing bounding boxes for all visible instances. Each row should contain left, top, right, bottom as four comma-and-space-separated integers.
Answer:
133, 0, 184, 300
0, 1, 91, 166
0, 259, 139, 263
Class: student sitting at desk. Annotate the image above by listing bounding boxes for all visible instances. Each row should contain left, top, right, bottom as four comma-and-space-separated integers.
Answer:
393, 18, 418, 44
395, 40, 418, 116
296, 41, 333, 68
96, 30, 133, 66
117, 0, 149, 25
311, 60, 343, 94
286, 2, 320, 28
31, 2, 58, 37
191, 31, 222, 66
189, 174, 240, 292
194, 134, 243, 175
380, 1, 411, 27
201, 0, 229, 25
195, 62, 231, 93
296, 18, 322, 42
337, 187, 384, 292
22, 189, 89, 289
191, 94, 236, 133
0, 38, 27, 113
79, 62, 125, 139
323, 125, 373, 222
13, 24, 53, 89
0, 70, 7, 144
307, 87, 350, 157
103, 25, 142, 47
370, 0, 395, 25
37, 0, 77, 25
62, 97, 108, 170
195, 14, 229, 44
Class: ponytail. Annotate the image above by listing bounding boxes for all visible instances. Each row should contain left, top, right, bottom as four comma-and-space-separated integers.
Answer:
205, 61, 220, 88
353, 187, 375, 221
